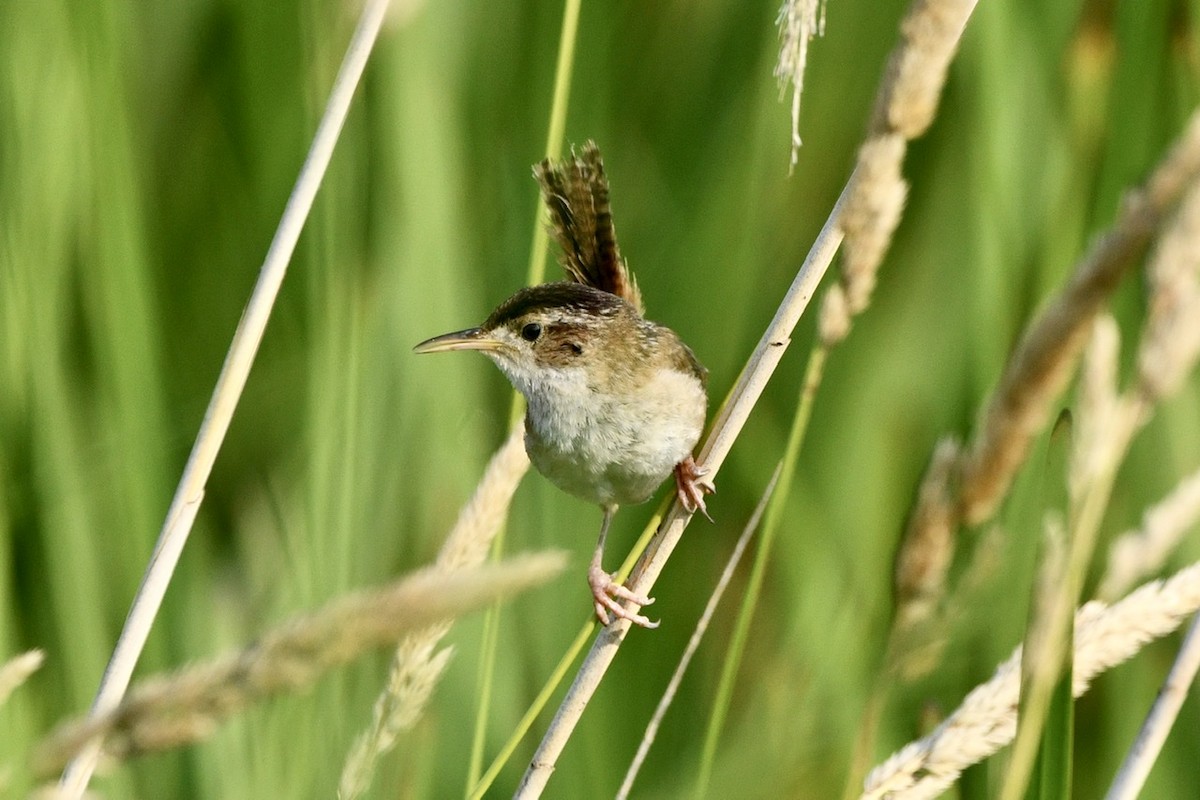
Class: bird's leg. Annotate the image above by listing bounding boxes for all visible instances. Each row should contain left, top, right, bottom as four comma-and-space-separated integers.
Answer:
674, 454, 716, 521
587, 505, 658, 629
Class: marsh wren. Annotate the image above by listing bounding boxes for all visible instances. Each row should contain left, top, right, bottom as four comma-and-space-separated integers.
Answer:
414, 143, 712, 628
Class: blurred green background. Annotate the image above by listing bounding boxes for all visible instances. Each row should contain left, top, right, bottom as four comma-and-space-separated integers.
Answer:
2, 0, 1199, 797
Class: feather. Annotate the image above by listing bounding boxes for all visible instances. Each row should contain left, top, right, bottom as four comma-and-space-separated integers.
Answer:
534, 141, 644, 314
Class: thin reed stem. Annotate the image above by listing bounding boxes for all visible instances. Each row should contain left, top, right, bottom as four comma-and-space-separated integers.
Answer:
466, 624, 593, 800
514, 168, 853, 799
694, 345, 827, 797
620, 464, 781, 800
468, 505, 667, 799
1105, 612, 1200, 800
57, 4, 394, 794
1099, 466, 1200, 601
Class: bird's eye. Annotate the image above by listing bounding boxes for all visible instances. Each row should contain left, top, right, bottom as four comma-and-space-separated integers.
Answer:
521, 323, 542, 342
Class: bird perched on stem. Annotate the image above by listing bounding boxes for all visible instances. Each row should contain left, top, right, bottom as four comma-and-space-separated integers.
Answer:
414, 142, 712, 628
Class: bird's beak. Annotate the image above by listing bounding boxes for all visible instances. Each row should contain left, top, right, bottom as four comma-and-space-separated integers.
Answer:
413, 327, 503, 354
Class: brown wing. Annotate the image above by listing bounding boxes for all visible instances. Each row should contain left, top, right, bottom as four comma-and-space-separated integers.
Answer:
534, 141, 644, 314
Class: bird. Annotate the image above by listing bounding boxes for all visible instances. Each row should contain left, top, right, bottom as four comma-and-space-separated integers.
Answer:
414, 142, 712, 628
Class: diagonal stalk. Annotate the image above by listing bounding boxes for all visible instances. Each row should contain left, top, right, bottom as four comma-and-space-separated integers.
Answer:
514, 168, 854, 798
622, 464, 783, 800
693, 345, 827, 796
57, 1, 393, 795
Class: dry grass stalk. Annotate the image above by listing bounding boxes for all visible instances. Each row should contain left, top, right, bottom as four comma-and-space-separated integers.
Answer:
515, 168, 852, 799
850, 439, 965, 788
892, 438, 963, 634
888, 118, 1200, 661
828, 133, 909, 327
1089, 172, 1200, 599
34, 552, 565, 775
1099, 467, 1200, 602
1135, 173, 1200, 402
28, 786, 102, 800
820, 0, 978, 345
0, 649, 44, 708
860, 560, 1200, 800
1105, 612, 1200, 800
776, 0, 827, 169
615, 464, 781, 800
1070, 316, 1124, 502
58, 1, 397, 796
517, 4, 980, 795
959, 111, 1200, 526
338, 632, 455, 800
890, 524, 1007, 685
870, 0, 978, 139
885, 162, 1200, 798
430, 425, 530, 573
338, 426, 528, 799
1002, 207, 1200, 794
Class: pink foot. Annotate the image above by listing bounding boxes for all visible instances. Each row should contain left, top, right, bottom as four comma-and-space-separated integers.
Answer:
674, 455, 716, 521
588, 564, 658, 629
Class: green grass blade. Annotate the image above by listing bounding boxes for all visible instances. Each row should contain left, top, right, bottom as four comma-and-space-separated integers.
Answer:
468, 2, 583, 791
694, 345, 827, 797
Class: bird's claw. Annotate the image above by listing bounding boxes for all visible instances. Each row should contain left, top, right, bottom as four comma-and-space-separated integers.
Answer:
675, 456, 716, 521
588, 565, 658, 629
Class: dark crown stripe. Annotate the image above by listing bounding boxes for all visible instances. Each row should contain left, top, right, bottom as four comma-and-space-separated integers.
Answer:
484, 282, 629, 328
